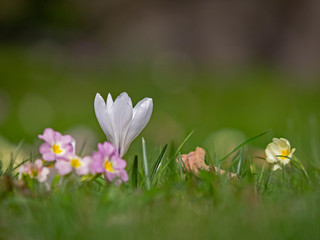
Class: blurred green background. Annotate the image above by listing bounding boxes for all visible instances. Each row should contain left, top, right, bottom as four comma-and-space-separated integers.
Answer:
0, 0, 320, 158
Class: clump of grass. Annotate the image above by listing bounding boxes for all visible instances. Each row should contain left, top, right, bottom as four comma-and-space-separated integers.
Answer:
0, 126, 320, 240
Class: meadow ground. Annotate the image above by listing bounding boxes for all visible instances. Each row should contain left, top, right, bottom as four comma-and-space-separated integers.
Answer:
0, 46, 320, 239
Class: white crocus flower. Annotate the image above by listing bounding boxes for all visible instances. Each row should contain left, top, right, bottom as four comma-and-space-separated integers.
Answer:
265, 138, 295, 171
94, 92, 153, 157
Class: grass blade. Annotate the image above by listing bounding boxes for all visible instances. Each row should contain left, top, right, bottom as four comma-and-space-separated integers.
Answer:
177, 153, 184, 178
12, 154, 41, 171
236, 148, 243, 176
132, 155, 138, 188
150, 144, 168, 182
219, 130, 271, 163
173, 129, 195, 158
277, 155, 310, 181
156, 129, 195, 179
142, 138, 150, 190
13, 140, 24, 162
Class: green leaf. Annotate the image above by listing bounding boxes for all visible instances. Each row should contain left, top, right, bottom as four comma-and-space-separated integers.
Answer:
132, 155, 138, 188
150, 144, 167, 182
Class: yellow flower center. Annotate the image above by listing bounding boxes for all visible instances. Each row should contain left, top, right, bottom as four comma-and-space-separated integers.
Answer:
70, 158, 82, 168
280, 149, 290, 160
52, 144, 63, 154
104, 159, 114, 172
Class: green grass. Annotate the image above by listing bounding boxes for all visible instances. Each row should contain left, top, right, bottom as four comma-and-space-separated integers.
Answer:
1, 45, 320, 239
1, 128, 320, 240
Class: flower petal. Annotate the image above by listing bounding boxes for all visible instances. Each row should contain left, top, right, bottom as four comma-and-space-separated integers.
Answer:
121, 97, 153, 156
38, 128, 55, 142
94, 93, 115, 144
39, 143, 56, 161
38, 167, 50, 182
119, 169, 129, 183
91, 152, 105, 174
55, 160, 72, 176
290, 148, 296, 157
110, 94, 133, 154
113, 157, 127, 169
273, 164, 282, 171
107, 93, 113, 109
114, 92, 132, 108
34, 159, 43, 169
279, 138, 291, 149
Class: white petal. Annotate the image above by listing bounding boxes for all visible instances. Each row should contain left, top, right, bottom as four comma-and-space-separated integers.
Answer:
71, 138, 76, 155
282, 157, 290, 165
279, 138, 291, 149
273, 164, 282, 171
265, 147, 277, 163
121, 97, 153, 156
268, 142, 282, 156
110, 94, 133, 154
38, 167, 50, 182
94, 93, 115, 144
107, 93, 113, 112
114, 92, 132, 108
290, 148, 296, 157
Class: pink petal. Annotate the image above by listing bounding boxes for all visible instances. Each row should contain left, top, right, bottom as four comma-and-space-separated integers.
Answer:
55, 160, 72, 175
38, 128, 55, 142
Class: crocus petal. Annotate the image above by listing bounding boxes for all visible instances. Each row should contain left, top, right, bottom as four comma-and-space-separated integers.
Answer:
109, 94, 133, 154
94, 93, 116, 144
114, 92, 132, 108
121, 97, 153, 156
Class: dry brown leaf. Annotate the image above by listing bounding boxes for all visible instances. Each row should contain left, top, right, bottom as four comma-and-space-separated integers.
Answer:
177, 147, 237, 178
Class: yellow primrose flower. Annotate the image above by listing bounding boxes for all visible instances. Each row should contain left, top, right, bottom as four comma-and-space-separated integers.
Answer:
265, 138, 295, 171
